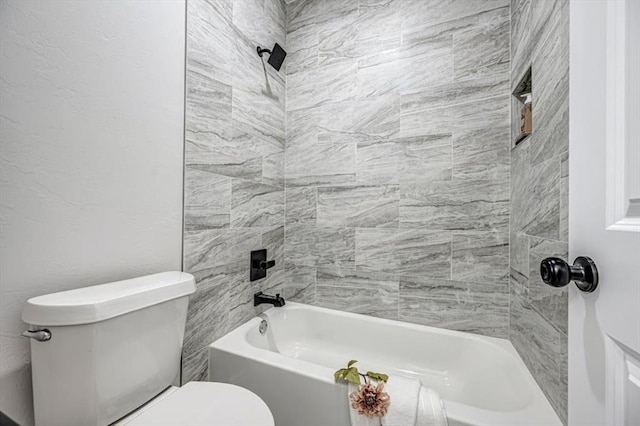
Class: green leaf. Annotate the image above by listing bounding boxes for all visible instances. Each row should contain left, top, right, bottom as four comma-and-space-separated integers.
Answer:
334, 368, 347, 382
345, 367, 361, 385
366, 371, 389, 383
347, 359, 358, 368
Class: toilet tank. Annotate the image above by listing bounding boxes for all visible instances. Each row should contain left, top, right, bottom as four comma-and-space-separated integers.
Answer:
22, 272, 196, 426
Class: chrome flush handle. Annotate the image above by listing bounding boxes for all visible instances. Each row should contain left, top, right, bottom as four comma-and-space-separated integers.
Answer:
21, 329, 51, 342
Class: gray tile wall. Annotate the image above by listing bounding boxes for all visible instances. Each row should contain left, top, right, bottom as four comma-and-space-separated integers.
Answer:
284, 0, 512, 338
509, 0, 569, 423
182, 0, 286, 383
182, 1, 569, 422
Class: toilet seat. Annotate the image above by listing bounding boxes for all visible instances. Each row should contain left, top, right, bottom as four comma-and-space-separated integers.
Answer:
118, 382, 274, 426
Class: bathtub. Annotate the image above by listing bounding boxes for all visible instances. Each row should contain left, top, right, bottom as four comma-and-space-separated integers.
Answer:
208, 303, 561, 426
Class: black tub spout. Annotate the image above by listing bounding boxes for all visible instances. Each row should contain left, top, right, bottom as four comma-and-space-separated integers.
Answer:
254, 291, 285, 307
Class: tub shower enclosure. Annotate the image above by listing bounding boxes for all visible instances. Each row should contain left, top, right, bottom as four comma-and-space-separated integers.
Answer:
182, 0, 569, 424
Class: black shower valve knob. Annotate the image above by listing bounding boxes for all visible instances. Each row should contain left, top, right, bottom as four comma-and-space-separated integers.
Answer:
257, 260, 275, 270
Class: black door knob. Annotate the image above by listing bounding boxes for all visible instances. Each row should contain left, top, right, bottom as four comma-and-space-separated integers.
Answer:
540, 256, 599, 293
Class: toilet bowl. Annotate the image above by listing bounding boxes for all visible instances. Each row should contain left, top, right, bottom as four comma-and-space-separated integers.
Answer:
22, 272, 274, 426
115, 383, 274, 426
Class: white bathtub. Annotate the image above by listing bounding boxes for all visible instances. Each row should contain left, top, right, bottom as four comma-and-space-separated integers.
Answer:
208, 303, 561, 426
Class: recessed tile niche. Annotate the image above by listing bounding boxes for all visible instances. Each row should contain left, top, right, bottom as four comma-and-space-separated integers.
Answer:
512, 67, 532, 147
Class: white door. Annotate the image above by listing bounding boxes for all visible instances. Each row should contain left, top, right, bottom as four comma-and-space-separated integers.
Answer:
569, 1, 640, 425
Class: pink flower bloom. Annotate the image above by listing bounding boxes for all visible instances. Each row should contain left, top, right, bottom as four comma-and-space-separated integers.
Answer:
349, 382, 391, 417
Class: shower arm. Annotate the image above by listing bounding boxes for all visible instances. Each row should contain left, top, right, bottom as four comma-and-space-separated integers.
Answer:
256, 46, 272, 57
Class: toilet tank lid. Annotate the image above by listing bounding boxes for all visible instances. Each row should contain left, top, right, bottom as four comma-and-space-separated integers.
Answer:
22, 272, 196, 326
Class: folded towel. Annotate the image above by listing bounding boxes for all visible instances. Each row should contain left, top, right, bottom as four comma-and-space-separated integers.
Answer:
348, 383, 382, 426
416, 387, 448, 426
382, 376, 422, 426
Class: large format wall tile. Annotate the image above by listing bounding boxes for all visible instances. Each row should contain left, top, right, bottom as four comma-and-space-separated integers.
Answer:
262, 141, 284, 187
232, 86, 285, 150
397, 135, 453, 183
316, 285, 398, 320
184, 228, 262, 272
285, 186, 317, 225
452, 7, 510, 81
356, 134, 453, 185
285, 225, 356, 268
356, 228, 451, 277
511, 144, 561, 240
451, 231, 509, 284
558, 331, 568, 424
399, 72, 509, 112
314, 60, 358, 107
349, 95, 401, 140
185, 72, 232, 138
356, 0, 401, 55
317, 185, 399, 228
357, 139, 399, 185
400, 76, 508, 134
184, 167, 231, 230
316, 268, 399, 320
182, 347, 209, 383
317, 3, 358, 66
510, 0, 531, 86
400, 179, 509, 231
286, 24, 318, 76
286, 141, 356, 187
284, 263, 316, 303
357, 35, 453, 99
452, 126, 510, 181
187, 0, 234, 87
230, 180, 284, 227
510, 231, 529, 297
401, 0, 508, 33
399, 276, 508, 305
510, 293, 564, 422
233, 0, 285, 48
183, 268, 230, 361
400, 296, 509, 338
186, 121, 262, 182
286, 107, 317, 149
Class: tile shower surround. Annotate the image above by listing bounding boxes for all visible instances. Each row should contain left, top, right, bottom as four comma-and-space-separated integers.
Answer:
182, 0, 287, 383
509, 0, 569, 423
283, 0, 511, 339
183, 0, 568, 423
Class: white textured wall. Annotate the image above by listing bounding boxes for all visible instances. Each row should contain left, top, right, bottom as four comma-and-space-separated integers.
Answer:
0, 1, 186, 424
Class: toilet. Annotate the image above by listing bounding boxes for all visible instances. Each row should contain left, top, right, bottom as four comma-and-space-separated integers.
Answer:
22, 271, 274, 426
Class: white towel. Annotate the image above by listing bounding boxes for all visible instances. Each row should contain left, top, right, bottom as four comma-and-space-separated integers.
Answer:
416, 387, 448, 426
382, 376, 422, 426
348, 383, 382, 426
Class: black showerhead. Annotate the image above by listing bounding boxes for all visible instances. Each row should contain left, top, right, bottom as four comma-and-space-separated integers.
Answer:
256, 43, 287, 71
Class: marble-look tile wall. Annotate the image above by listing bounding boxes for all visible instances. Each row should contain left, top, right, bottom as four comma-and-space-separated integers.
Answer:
509, 0, 569, 423
182, 0, 286, 383
284, 0, 511, 338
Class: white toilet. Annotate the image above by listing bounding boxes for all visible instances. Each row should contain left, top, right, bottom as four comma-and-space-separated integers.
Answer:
22, 271, 274, 426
